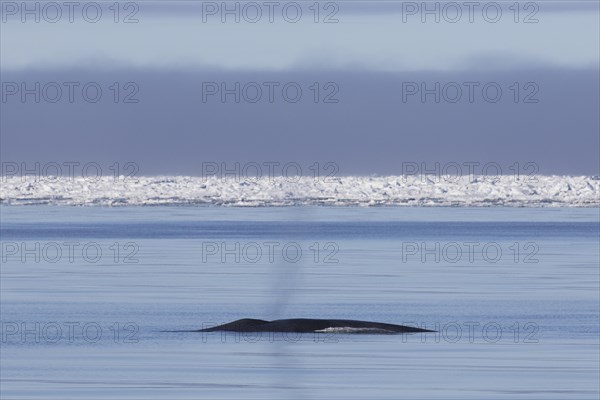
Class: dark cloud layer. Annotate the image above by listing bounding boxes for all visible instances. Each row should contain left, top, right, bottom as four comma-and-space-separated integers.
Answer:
1, 68, 598, 175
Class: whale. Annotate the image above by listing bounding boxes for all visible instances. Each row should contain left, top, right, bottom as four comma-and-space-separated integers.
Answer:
187, 318, 435, 334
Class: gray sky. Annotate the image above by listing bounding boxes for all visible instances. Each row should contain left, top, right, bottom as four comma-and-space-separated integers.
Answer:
1, 1, 599, 175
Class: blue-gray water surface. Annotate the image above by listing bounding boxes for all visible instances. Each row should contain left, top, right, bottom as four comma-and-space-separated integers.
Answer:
1, 206, 599, 399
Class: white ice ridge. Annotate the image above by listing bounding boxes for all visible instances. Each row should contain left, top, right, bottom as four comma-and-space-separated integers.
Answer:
0, 175, 598, 207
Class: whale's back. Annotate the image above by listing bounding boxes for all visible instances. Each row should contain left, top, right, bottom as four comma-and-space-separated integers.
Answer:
198, 318, 433, 333
200, 318, 268, 332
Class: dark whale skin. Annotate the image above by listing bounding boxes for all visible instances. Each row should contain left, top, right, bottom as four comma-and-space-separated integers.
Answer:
197, 318, 435, 333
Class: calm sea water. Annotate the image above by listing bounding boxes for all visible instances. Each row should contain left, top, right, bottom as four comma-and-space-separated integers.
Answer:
1, 206, 599, 399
